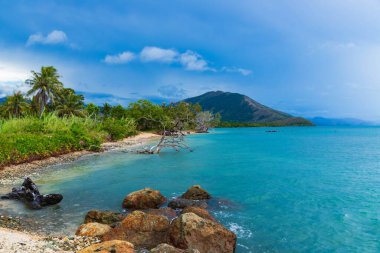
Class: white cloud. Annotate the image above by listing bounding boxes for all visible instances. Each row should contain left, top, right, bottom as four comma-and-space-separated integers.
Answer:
140, 46, 178, 63
0, 81, 29, 97
104, 51, 135, 64
179, 50, 209, 71
26, 30, 68, 46
221, 67, 252, 76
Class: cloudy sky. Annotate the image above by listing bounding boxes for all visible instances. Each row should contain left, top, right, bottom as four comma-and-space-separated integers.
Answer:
1, 0, 380, 120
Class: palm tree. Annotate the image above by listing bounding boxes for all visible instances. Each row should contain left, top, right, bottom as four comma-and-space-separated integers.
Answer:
26, 66, 63, 118
1, 91, 30, 118
55, 89, 85, 117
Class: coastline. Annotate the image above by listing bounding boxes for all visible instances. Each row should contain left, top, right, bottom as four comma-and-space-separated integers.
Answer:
0, 132, 161, 184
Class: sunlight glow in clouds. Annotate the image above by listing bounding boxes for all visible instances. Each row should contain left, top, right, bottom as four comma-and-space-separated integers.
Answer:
26, 30, 68, 46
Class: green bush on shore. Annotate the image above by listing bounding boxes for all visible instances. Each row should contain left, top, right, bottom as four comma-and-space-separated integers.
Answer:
0, 114, 136, 167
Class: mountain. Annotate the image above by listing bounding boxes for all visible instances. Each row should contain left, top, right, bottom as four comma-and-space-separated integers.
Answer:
0, 97, 6, 104
183, 91, 313, 126
310, 117, 377, 126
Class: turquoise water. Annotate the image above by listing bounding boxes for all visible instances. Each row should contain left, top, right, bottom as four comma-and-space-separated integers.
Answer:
1, 127, 380, 252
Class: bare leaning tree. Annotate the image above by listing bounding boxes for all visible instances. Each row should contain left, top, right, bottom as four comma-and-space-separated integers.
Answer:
136, 106, 193, 154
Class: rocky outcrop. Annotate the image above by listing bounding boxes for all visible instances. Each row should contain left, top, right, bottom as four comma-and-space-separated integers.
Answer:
151, 243, 184, 253
168, 198, 207, 209
76, 222, 112, 238
151, 243, 200, 253
122, 188, 166, 209
145, 207, 178, 220
168, 213, 236, 253
84, 210, 124, 225
0, 177, 63, 209
181, 207, 216, 221
103, 211, 170, 249
181, 185, 211, 200
77, 240, 135, 253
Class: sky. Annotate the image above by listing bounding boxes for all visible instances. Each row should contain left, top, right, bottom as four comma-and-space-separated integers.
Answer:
1, 0, 380, 120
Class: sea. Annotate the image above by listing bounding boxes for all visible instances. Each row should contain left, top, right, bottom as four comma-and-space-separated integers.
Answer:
1, 127, 380, 253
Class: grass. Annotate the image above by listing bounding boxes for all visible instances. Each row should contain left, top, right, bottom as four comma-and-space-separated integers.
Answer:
0, 114, 136, 167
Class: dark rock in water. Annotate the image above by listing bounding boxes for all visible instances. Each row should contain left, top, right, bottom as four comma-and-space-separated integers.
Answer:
168, 198, 208, 209
181, 185, 211, 200
0, 177, 63, 209
84, 210, 124, 225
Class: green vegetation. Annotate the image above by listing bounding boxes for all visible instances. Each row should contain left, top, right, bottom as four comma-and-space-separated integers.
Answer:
0, 66, 219, 167
218, 117, 315, 127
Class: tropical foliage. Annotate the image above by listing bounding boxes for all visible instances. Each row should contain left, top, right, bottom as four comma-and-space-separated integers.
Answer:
0, 66, 219, 167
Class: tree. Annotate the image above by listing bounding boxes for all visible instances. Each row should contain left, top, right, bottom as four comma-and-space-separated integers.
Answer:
101, 103, 112, 118
55, 89, 85, 117
26, 66, 63, 118
110, 105, 126, 119
86, 103, 100, 118
1, 91, 30, 118
195, 111, 220, 133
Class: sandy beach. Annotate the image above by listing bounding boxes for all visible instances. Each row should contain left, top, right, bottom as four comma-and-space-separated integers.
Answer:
0, 132, 160, 184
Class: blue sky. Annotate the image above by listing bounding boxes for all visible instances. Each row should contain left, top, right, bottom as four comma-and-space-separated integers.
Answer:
1, 0, 380, 120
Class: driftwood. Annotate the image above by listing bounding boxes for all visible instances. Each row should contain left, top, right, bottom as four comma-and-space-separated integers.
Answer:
0, 177, 63, 209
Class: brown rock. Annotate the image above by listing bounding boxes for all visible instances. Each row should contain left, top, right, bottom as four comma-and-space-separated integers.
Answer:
77, 240, 135, 253
168, 213, 236, 253
84, 210, 124, 225
181, 207, 216, 221
103, 211, 170, 249
145, 207, 178, 220
168, 198, 207, 209
122, 188, 166, 209
151, 243, 184, 253
181, 185, 211, 200
76, 222, 112, 238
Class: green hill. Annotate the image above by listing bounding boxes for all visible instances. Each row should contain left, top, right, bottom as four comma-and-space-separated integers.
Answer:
184, 91, 313, 126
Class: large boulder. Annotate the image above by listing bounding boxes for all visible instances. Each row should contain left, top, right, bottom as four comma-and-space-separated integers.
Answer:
181, 185, 211, 200
181, 207, 216, 222
151, 243, 200, 253
77, 240, 135, 253
168, 213, 236, 253
76, 222, 112, 238
145, 207, 178, 220
168, 198, 207, 209
122, 188, 166, 209
84, 210, 124, 225
151, 243, 184, 253
103, 211, 170, 249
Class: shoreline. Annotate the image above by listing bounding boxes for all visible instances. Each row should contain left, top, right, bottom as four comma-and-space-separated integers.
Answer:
0, 132, 161, 185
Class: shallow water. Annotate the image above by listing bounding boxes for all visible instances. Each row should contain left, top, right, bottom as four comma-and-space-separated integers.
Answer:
1, 127, 380, 252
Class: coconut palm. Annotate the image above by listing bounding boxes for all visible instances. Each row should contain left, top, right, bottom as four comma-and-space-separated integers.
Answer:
1, 91, 30, 118
26, 66, 63, 118
55, 89, 85, 117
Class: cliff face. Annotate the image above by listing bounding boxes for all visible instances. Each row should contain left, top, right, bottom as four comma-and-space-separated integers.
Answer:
184, 91, 313, 126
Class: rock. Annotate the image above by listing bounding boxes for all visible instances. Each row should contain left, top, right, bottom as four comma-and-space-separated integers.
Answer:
76, 222, 112, 238
1, 177, 63, 209
77, 240, 135, 253
122, 188, 166, 209
168, 213, 236, 253
145, 207, 178, 220
168, 198, 207, 209
151, 243, 184, 253
181, 185, 211, 200
84, 210, 124, 225
103, 211, 170, 249
181, 207, 216, 221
